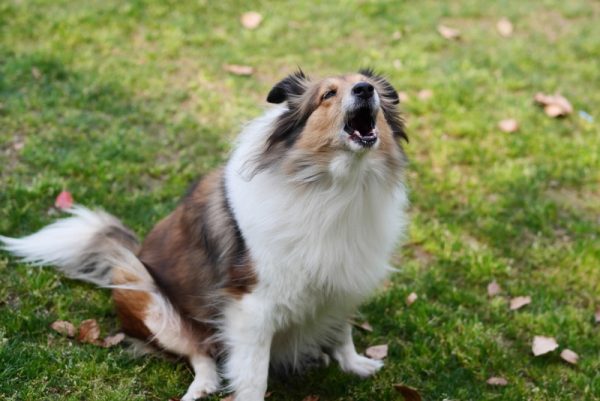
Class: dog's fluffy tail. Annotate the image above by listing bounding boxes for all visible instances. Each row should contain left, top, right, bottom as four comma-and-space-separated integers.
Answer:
0, 206, 143, 287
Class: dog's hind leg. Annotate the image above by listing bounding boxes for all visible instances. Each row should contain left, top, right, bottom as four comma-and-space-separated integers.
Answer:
112, 265, 220, 400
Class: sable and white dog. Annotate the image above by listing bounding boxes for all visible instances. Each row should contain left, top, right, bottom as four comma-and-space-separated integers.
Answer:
1, 69, 409, 401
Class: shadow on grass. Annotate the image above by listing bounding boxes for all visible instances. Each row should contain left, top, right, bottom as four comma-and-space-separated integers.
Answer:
0, 49, 227, 235
0, 49, 231, 399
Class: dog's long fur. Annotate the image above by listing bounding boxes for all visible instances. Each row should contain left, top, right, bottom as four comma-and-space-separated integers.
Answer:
1, 70, 409, 401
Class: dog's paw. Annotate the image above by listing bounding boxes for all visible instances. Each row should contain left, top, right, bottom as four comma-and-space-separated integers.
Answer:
338, 354, 383, 378
181, 376, 219, 401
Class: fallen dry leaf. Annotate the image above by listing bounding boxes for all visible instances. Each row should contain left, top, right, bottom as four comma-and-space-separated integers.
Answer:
406, 292, 418, 305
417, 89, 433, 101
358, 321, 373, 332
496, 18, 513, 37
31, 67, 42, 79
534, 93, 573, 118
301, 396, 320, 401
393, 384, 422, 401
14, 141, 24, 151
532, 335, 559, 356
510, 296, 531, 310
240, 11, 262, 29
220, 396, 233, 401
437, 24, 461, 40
50, 320, 76, 338
487, 376, 508, 386
78, 319, 100, 344
265, 392, 272, 398
595, 308, 600, 324
365, 344, 388, 360
560, 349, 579, 365
498, 119, 519, 133
102, 332, 125, 348
398, 91, 410, 103
487, 280, 502, 297
223, 64, 254, 76
55, 190, 74, 210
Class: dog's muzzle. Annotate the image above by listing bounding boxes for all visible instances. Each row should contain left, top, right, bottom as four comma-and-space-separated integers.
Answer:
344, 82, 379, 148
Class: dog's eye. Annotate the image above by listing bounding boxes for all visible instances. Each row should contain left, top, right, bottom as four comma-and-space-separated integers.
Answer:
322, 90, 337, 100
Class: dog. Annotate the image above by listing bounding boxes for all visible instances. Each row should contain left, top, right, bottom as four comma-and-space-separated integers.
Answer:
1, 69, 409, 401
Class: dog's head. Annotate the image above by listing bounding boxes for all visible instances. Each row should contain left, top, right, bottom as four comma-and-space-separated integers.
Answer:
267, 69, 405, 150
257, 69, 406, 182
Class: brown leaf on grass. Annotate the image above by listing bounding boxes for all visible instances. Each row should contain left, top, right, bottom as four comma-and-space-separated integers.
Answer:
393, 384, 422, 401
487, 376, 508, 386
560, 349, 579, 365
510, 296, 531, 310
301, 396, 320, 401
50, 320, 76, 338
13, 140, 25, 151
398, 91, 410, 103
102, 332, 125, 348
498, 119, 519, 133
350, 319, 373, 332
365, 344, 388, 360
417, 89, 433, 101
595, 308, 600, 324
223, 64, 254, 76
496, 18, 514, 37
532, 336, 559, 356
406, 292, 418, 305
55, 190, 74, 210
437, 25, 461, 40
360, 321, 373, 332
534, 93, 573, 117
487, 280, 502, 297
220, 396, 233, 401
31, 67, 42, 79
78, 319, 100, 344
240, 11, 262, 29
265, 392, 272, 398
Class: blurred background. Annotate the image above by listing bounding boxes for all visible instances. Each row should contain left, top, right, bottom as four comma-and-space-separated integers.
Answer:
0, 1, 599, 400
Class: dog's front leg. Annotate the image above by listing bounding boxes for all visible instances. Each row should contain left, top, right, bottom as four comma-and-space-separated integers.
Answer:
223, 295, 274, 401
332, 322, 383, 377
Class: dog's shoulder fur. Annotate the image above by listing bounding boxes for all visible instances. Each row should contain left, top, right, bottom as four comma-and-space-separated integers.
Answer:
138, 169, 256, 323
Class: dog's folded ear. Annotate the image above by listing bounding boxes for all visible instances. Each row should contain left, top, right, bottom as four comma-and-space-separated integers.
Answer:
267, 70, 309, 104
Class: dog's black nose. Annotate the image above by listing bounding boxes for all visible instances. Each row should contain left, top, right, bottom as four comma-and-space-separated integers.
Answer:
352, 82, 374, 99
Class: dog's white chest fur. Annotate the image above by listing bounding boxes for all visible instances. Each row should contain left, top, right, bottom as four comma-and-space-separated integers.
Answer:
225, 109, 408, 331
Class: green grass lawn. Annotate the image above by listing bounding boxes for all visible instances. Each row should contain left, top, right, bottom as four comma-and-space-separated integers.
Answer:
1, 1, 599, 400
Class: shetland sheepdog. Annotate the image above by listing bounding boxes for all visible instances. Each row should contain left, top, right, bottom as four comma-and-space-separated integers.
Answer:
1, 69, 409, 401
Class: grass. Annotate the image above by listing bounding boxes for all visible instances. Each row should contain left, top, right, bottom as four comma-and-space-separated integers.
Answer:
1, 0, 599, 400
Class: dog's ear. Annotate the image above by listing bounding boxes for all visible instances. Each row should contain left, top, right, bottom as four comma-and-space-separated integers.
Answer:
359, 68, 400, 105
267, 70, 309, 104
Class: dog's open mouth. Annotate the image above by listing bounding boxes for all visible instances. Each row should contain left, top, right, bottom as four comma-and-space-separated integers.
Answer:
344, 106, 378, 148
